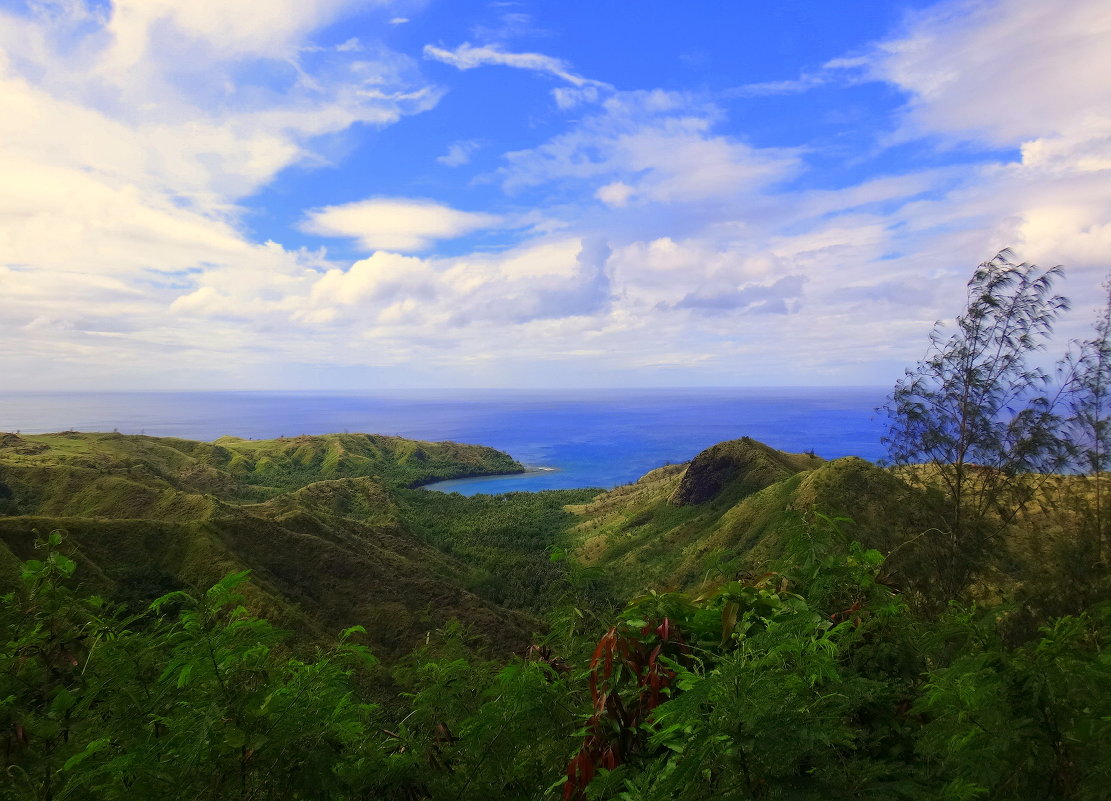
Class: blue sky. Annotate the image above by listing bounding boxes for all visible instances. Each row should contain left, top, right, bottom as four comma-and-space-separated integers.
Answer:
2, 0, 1110, 389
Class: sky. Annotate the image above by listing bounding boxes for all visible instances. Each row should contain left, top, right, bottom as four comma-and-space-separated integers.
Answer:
2, 0, 1111, 390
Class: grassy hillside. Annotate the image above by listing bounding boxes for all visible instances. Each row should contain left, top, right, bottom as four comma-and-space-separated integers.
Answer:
0, 430, 535, 659
0, 431, 522, 511
567, 438, 830, 593
4, 427, 1099, 655
565, 436, 1084, 609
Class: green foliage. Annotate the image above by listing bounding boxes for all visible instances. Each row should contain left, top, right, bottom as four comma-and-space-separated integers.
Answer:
3, 506, 1111, 801
563, 519, 918, 801
0, 430, 524, 516
1059, 280, 1111, 571
395, 487, 603, 611
3, 416, 1111, 801
634, 621, 897, 801
387, 633, 579, 801
215, 433, 524, 493
1, 532, 385, 801
780, 511, 895, 617
915, 603, 1111, 800
871, 251, 1111, 632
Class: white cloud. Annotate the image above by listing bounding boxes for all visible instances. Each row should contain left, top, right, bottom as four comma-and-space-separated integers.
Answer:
501, 90, 800, 203
437, 139, 482, 166
845, 0, 1111, 307
552, 84, 602, 109
469, 12, 545, 43
595, 181, 634, 207
0, 0, 445, 387
240, 0, 1111, 384
423, 42, 610, 89
300, 198, 504, 252
724, 72, 829, 99
0, 1, 437, 201
868, 0, 1111, 147
98, 0, 378, 65
7, 0, 1111, 390
287, 236, 613, 332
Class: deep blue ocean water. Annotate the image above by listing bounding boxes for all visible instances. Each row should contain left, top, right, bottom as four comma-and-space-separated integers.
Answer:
0, 389, 889, 495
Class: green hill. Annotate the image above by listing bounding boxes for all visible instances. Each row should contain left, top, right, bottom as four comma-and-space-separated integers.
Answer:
0, 430, 535, 659
0, 430, 522, 510
3, 430, 1092, 651
566, 436, 1055, 607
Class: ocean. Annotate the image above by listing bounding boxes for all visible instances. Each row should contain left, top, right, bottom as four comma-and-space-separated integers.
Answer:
0, 388, 889, 495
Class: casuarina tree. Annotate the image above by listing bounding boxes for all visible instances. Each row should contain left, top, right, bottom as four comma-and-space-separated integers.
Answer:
881, 249, 1070, 589
1058, 281, 1111, 573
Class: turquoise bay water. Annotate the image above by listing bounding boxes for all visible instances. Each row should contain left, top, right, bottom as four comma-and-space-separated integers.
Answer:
0, 389, 888, 495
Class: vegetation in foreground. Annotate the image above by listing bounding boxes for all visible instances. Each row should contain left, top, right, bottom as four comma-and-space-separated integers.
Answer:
3, 520, 1108, 801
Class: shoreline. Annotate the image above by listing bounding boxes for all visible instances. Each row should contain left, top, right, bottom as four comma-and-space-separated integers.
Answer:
418, 465, 563, 493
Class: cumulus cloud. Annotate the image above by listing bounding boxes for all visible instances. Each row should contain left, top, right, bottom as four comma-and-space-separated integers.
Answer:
300, 198, 504, 252
301, 251, 435, 324
671, 275, 807, 316
292, 237, 613, 329
0, 0, 442, 386
468, 236, 612, 325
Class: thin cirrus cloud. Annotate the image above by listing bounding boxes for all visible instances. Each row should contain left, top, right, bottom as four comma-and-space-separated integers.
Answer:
300, 198, 505, 252
499, 90, 802, 203
423, 42, 610, 89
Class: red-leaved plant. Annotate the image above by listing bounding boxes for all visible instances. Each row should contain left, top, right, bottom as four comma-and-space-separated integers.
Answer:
563, 616, 688, 800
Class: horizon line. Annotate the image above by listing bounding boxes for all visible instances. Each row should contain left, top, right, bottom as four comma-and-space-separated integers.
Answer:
0, 384, 893, 393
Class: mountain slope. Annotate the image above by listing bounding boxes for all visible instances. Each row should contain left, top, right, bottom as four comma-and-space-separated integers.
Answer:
568, 438, 938, 599
0, 431, 534, 658
0, 431, 523, 511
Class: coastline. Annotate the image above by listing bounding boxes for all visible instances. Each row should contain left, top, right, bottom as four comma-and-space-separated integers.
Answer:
418, 465, 562, 493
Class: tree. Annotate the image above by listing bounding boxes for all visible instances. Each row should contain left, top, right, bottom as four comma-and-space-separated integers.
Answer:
1058, 281, 1111, 570
881, 249, 1070, 585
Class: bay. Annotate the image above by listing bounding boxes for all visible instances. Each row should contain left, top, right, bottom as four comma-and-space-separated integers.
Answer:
0, 388, 889, 495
